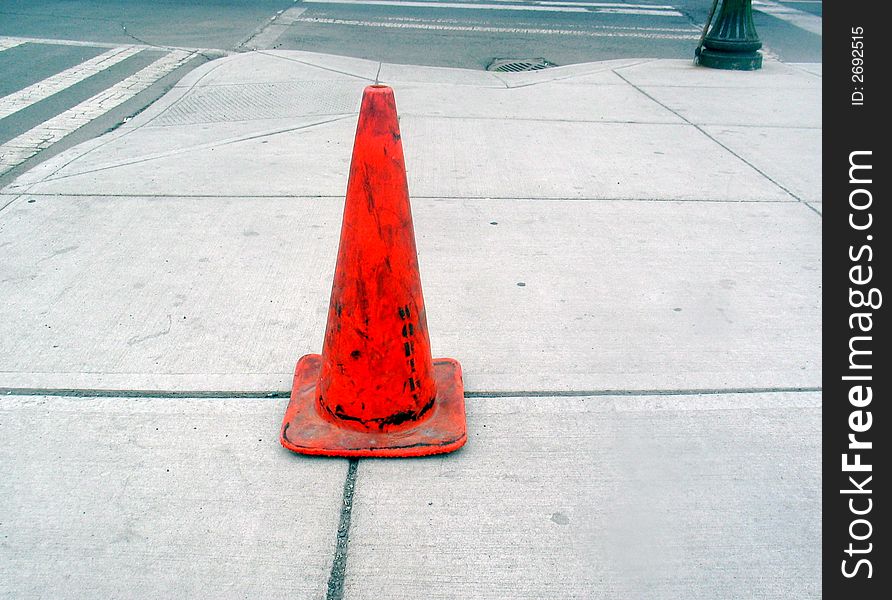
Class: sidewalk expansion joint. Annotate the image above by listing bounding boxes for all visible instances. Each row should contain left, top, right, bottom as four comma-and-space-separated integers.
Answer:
804, 202, 822, 217
16, 115, 355, 187
327, 459, 359, 600
0, 387, 290, 399
253, 50, 377, 82
0, 193, 806, 203
611, 69, 809, 204
1, 386, 820, 400
0, 194, 21, 214
467, 386, 822, 398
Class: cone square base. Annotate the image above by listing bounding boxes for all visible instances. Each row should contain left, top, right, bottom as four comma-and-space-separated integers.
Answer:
280, 354, 467, 457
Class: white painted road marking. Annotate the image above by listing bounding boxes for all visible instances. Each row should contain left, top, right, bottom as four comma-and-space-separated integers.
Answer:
357, 16, 698, 32
0, 46, 144, 120
297, 17, 699, 38
301, 0, 684, 16
0, 50, 196, 175
590, 8, 682, 16
303, 0, 589, 12
458, 0, 673, 5
0, 38, 27, 52
0, 35, 124, 50
0, 34, 211, 52
418, 0, 678, 7
539, 2, 675, 7
753, 0, 822, 35
239, 5, 309, 50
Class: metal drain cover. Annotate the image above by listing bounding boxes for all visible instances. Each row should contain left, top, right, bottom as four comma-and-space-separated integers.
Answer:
487, 58, 556, 72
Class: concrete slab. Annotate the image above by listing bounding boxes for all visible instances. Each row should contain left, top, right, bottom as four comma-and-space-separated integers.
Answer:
6, 81, 681, 194
615, 58, 821, 89
129, 53, 365, 132
491, 58, 658, 88
1, 51, 367, 193
400, 117, 790, 201
9, 116, 356, 197
553, 65, 653, 87
344, 393, 821, 599
388, 82, 684, 123
788, 63, 822, 77
0, 395, 346, 599
12, 117, 792, 201
3, 52, 812, 203
0, 197, 820, 392
200, 50, 380, 84
2, 115, 358, 194
196, 55, 647, 90
807, 202, 822, 215
637, 84, 821, 128
703, 125, 822, 204
3, 49, 807, 202
377, 62, 505, 88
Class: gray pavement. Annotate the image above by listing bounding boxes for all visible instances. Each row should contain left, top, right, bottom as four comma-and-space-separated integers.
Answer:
0, 50, 821, 598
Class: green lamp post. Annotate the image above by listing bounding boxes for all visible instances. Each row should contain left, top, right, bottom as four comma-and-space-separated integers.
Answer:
698, 0, 763, 70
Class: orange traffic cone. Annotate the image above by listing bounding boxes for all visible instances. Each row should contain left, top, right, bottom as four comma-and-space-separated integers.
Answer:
280, 85, 466, 457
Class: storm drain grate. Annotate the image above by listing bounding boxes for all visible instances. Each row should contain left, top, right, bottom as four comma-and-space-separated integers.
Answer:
487, 58, 556, 72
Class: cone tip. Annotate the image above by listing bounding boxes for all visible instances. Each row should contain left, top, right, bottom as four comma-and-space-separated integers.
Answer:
364, 84, 392, 94
359, 84, 397, 120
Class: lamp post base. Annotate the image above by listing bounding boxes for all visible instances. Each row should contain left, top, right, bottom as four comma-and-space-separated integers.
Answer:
698, 48, 762, 71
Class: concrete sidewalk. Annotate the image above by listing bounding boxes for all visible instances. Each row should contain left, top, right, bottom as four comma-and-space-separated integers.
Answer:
0, 51, 821, 598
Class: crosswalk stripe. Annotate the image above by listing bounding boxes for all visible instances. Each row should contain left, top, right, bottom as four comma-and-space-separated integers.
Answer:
346, 15, 697, 32
0, 46, 144, 121
483, 1, 676, 7
0, 38, 27, 52
302, 0, 684, 16
753, 0, 822, 35
592, 8, 681, 15
539, 2, 676, 7
0, 35, 125, 50
239, 6, 309, 50
303, 0, 589, 12
298, 17, 699, 38
0, 50, 197, 176
0, 34, 214, 53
